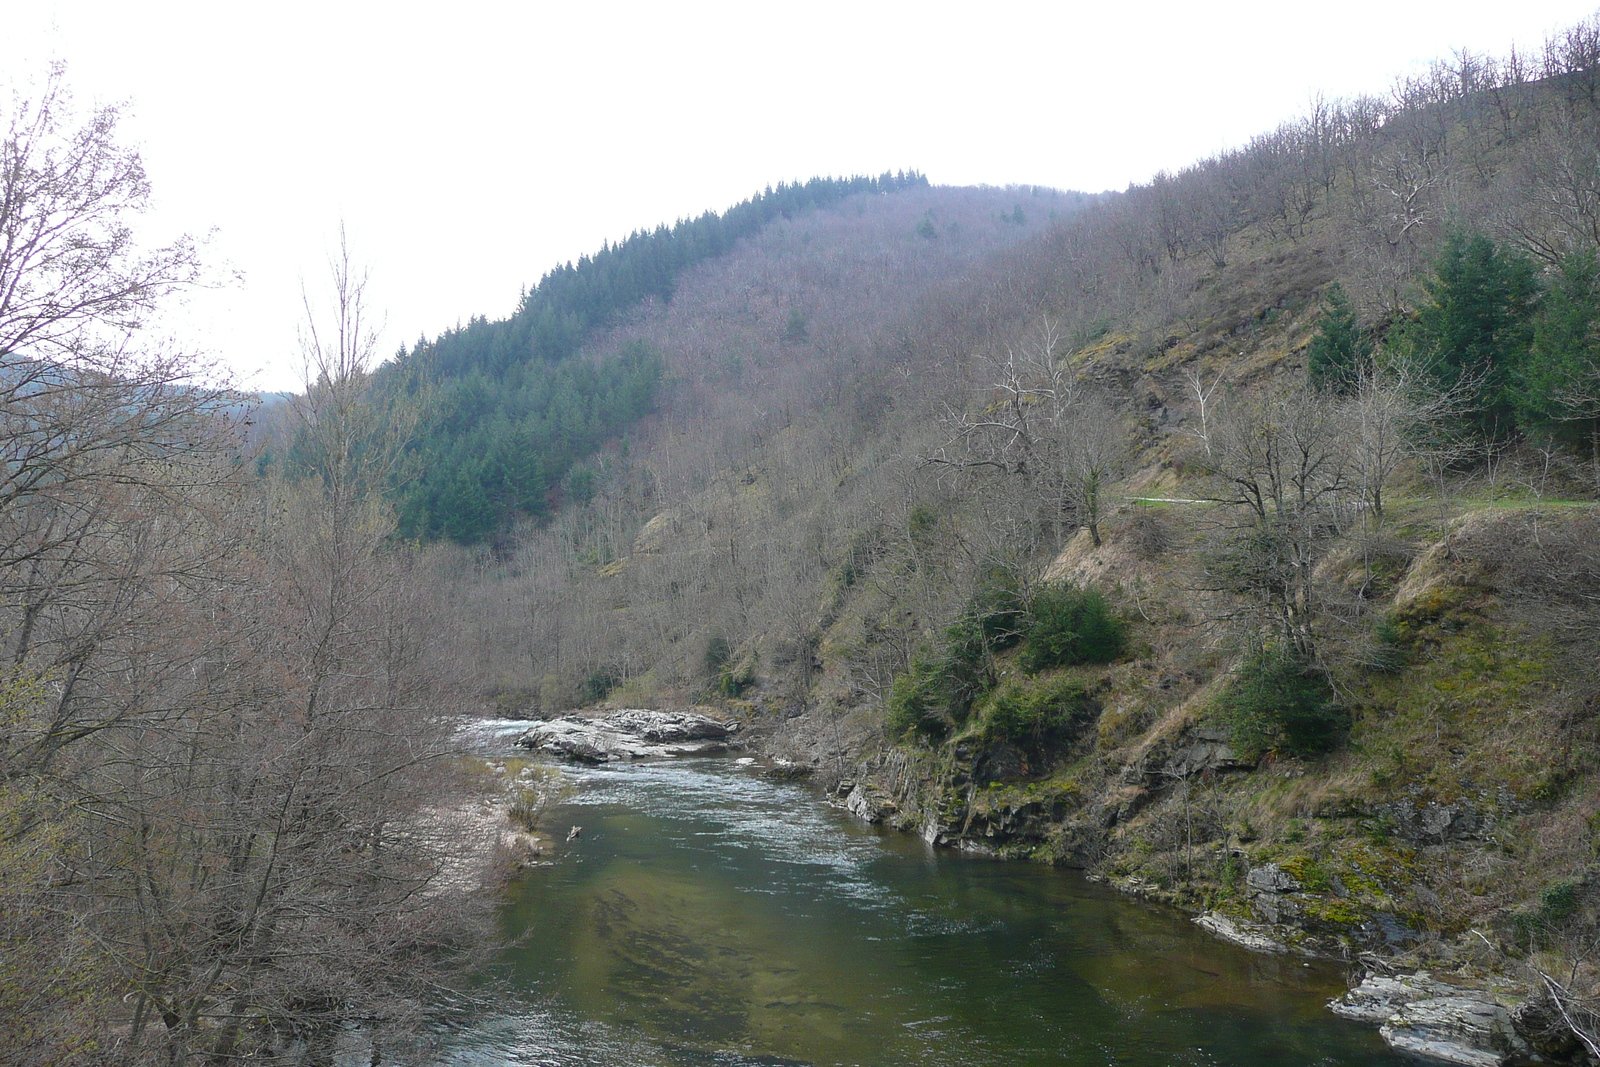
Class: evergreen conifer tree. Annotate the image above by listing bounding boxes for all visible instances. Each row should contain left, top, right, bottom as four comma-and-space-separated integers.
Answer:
1307, 283, 1371, 392
1517, 249, 1600, 465
1411, 232, 1540, 438
782, 307, 810, 345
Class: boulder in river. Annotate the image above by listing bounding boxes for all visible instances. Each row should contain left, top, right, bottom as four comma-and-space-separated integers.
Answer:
516, 709, 738, 763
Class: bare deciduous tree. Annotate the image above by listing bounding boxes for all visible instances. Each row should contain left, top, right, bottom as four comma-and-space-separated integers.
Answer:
1194, 382, 1355, 660
0, 67, 201, 363
1345, 358, 1468, 522
930, 317, 1126, 548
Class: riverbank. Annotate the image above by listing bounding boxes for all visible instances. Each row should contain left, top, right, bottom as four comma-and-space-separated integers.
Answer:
651, 505, 1598, 1067
772, 743, 1586, 1067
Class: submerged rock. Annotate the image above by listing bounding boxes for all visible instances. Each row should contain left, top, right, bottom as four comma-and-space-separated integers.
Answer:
760, 759, 815, 780
517, 709, 738, 762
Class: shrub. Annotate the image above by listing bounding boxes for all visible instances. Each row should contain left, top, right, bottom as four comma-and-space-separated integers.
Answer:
965, 567, 1026, 650
938, 619, 995, 715
884, 572, 1026, 739
1127, 509, 1171, 560
508, 788, 545, 832
704, 634, 732, 677
1365, 618, 1408, 673
1019, 584, 1126, 672
835, 528, 882, 588
978, 676, 1096, 746
1220, 648, 1345, 758
717, 652, 756, 697
885, 652, 953, 740
582, 664, 622, 704
882, 568, 1050, 741
1511, 880, 1585, 949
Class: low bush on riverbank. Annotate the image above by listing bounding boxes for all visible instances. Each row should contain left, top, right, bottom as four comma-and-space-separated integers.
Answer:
975, 676, 1098, 748
1019, 585, 1126, 673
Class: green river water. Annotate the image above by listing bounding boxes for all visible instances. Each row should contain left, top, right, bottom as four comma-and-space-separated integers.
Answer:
438, 752, 1405, 1067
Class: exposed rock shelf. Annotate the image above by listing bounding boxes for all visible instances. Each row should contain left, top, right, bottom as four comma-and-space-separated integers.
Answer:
516, 709, 739, 763
1327, 972, 1574, 1067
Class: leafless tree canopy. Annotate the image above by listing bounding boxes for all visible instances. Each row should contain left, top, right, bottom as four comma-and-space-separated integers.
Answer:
0, 74, 490, 1065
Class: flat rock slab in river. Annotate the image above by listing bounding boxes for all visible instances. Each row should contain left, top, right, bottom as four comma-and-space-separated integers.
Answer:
517, 709, 739, 763
1330, 972, 1532, 1066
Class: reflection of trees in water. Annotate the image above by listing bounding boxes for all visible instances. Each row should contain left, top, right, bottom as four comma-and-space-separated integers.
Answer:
493, 770, 1391, 1066
590, 881, 756, 1043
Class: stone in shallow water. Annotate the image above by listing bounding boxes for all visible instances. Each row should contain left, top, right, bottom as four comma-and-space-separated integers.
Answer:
1193, 912, 1289, 954
516, 709, 738, 762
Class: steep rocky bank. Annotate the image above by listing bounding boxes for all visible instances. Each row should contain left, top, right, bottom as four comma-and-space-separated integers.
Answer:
740, 504, 1600, 1066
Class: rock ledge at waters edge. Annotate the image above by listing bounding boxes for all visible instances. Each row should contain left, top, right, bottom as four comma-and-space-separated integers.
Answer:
516, 709, 739, 763
1327, 971, 1582, 1067
1194, 902, 1577, 1066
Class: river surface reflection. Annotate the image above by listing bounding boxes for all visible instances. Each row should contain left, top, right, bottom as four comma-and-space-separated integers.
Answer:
438, 755, 1404, 1066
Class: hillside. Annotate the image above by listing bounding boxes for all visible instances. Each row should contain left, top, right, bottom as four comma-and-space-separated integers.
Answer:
361, 173, 1070, 544
440, 180, 1086, 700
8, 14, 1600, 1066
434, 17, 1600, 1064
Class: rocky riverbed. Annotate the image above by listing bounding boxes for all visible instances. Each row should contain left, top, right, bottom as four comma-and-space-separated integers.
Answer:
516, 709, 740, 763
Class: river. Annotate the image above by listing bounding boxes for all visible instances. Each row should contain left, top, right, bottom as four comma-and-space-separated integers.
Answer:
438, 748, 1404, 1066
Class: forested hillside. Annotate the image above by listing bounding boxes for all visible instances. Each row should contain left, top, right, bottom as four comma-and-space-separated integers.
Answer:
439, 17, 1600, 1060
462, 19, 1600, 716
12, 9, 1600, 1061
368, 172, 939, 544
440, 181, 1082, 703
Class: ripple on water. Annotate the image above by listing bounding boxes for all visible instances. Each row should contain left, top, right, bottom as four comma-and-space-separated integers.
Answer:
439, 747, 1405, 1067
564, 762, 905, 912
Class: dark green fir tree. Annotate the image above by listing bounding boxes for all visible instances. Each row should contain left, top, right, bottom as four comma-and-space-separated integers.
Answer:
1307, 283, 1372, 392
1517, 249, 1600, 466
1411, 232, 1540, 438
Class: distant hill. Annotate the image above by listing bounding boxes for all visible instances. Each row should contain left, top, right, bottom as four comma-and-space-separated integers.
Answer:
366, 172, 1061, 543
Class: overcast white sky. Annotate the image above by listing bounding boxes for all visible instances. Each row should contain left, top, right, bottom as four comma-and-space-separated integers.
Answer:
12, 0, 1600, 391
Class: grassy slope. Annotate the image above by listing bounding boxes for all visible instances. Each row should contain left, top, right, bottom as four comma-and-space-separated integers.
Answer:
776, 209, 1600, 974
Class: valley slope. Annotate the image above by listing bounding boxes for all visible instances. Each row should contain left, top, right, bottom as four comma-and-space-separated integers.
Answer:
414, 22, 1600, 1066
